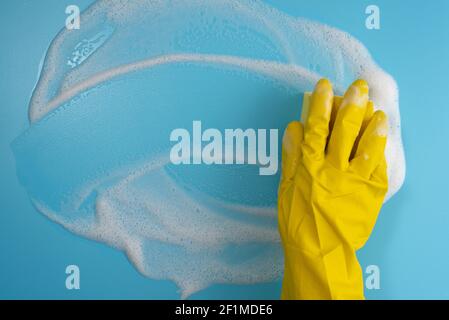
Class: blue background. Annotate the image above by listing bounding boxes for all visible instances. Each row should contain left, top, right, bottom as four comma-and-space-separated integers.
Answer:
1, 0, 448, 299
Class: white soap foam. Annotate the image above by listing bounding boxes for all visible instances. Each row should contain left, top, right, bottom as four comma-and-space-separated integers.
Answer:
42, 54, 322, 116
22, 0, 405, 297
33, 158, 282, 298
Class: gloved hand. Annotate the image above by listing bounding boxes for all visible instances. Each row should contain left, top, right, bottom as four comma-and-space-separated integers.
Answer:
278, 79, 388, 300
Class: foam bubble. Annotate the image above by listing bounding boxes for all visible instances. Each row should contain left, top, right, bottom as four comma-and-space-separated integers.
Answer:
14, 0, 405, 297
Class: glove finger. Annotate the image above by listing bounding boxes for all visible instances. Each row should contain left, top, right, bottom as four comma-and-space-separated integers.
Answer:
327, 79, 369, 170
350, 100, 374, 160
303, 78, 333, 160
281, 121, 304, 182
349, 110, 388, 179
328, 95, 343, 137
371, 156, 388, 185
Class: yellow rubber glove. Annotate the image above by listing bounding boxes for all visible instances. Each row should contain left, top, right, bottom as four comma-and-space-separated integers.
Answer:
278, 79, 389, 300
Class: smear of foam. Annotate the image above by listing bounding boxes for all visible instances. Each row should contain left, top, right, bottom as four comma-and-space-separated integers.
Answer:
13, 0, 405, 298
44, 54, 322, 115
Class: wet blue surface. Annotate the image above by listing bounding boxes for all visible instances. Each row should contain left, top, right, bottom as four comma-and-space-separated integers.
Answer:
1, 0, 449, 299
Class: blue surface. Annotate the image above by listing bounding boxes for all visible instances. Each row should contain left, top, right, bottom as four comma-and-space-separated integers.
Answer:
1, 0, 449, 299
